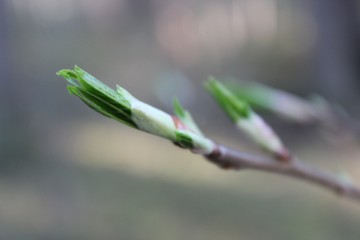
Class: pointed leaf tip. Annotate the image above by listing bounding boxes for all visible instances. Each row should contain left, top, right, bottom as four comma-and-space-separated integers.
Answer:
205, 77, 250, 121
57, 69, 80, 86
173, 97, 186, 119
57, 69, 71, 78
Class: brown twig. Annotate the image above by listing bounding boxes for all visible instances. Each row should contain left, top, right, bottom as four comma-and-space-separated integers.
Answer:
206, 144, 360, 202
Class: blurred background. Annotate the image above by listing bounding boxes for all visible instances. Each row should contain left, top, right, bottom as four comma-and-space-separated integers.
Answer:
1, 0, 360, 239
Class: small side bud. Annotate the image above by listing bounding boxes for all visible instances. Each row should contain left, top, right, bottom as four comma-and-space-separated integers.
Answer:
173, 97, 203, 136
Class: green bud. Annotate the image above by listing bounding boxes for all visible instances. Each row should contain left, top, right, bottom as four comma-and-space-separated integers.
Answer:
205, 77, 289, 159
58, 66, 215, 154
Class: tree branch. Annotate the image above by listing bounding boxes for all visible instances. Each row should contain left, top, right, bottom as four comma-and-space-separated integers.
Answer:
58, 67, 360, 203
206, 144, 360, 202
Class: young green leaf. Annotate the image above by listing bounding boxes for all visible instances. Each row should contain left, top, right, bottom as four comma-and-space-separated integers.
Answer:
57, 66, 136, 128
205, 77, 250, 121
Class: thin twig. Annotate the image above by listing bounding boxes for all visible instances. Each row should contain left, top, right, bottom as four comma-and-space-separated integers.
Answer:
206, 145, 360, 202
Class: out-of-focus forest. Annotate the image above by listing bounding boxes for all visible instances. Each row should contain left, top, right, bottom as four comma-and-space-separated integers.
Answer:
1, 0, 360, 239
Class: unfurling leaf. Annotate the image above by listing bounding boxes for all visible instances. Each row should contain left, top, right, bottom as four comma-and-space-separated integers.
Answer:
58, 66, 215, 154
